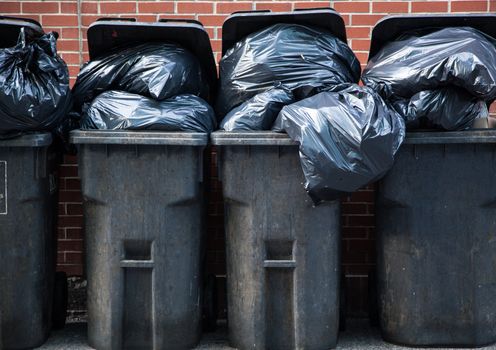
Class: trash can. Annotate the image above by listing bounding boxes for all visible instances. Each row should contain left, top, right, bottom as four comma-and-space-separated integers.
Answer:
70, 19, 216, 350
0, 17, 64, 350
373, 15, 496, 347
212, 10, 345, 350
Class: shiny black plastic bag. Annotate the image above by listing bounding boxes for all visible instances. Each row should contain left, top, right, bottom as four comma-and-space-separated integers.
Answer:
216, 23, 361, 119
81, 90, 216, 133
362, 27, 496, 130
0, 29, 71, 136
273, 84, 405, 203
220, 86, 295, 131
72, 43, 209, 110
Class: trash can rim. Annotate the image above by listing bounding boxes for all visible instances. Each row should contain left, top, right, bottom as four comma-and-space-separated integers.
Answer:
211, 131, 298, 146
404, 130, 496, 144
70, 130, 208, 146
0, 133, 52, 147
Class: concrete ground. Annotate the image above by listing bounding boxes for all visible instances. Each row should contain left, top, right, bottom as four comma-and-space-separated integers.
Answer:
37, 319, 496, 350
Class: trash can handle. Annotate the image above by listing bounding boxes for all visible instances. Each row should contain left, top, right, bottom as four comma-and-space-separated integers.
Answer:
159, 18, 204, 27
264, 260, 296, 268
96, 17, 136, 22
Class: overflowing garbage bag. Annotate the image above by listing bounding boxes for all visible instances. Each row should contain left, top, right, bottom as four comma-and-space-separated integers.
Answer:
217, 23, 361, 121
362, 27, 496, 130
72, 43, 209, 110
220, 85, 295, 131
81, 90, 216, 132
71, 41, 215, 133
273, 84, 405, 203
0, 28, 71, 137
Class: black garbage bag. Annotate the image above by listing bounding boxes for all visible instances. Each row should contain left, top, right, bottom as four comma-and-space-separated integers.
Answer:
362, 27, 496, 130
81, 90, 216, 133
273, 84, 405, 203
220, 85, 295, 131
72, 42, 209, 111
0, 29, 71, 136
392, 87, 489, 130
216, 23, 361, 119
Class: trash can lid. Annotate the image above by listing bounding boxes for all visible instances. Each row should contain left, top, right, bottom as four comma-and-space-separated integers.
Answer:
87, 18, 217, 101
0, 133, 52, 147
70, 130, 208, 146
221, 8, 347, 55
404, 130, 496, 144
368, 14, 496, 60
211, 131, 298, 146
0, 15, 44, 48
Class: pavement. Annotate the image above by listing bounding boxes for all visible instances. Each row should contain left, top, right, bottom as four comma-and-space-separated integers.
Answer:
36, 319, 496, 350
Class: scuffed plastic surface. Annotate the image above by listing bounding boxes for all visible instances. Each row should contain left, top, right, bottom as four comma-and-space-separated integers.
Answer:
273, 84, 405, 203
81, 90, 216, 133
362, 27, 496, 130
72, 42, 209, 110
220, 85, 295, 131
0, 29, 71, 136
216, 23, 361, 120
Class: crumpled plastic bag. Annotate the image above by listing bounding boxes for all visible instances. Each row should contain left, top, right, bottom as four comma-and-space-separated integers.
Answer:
72, 42, 209, 110
0, 29, 71, 136
81, 90, 216, 133
216, 23, 361, 119
362, 27, 496, 130
220, 85, 295, 131
273, 84, 405, 203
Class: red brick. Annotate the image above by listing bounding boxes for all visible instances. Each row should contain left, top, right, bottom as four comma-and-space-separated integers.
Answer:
58, 190, 83, 203
372, 1, 409, 13
177, 2, 214, 14
491, 1, 496, 11
59, 165, 79, 177
490, 102, 496, 113
198, 15, 227, 27
57, 39, 79, 51
293, 2, 331, 10
100, 2, 136, 14
348, 215, 375, 227
138, 2, 174, 13
0, 2, 21, 13
65, 252, 83, 264
351, 14, 384, 26
342, 203, 368, 214
42, 15, 78, 26
61, 2, 78, 13
58, 204, 66, 215
81, 15, 100, 27
451, 1, 487, 12
58, 239, 83, 252
342, 227, 368, 239
67, 204, 83, 216
351, 38, 371, 51
58, 216, 84, 228
66, 228, 83, 239
255, 2, 292, 11
346, 26, 370, 39
57, 252, 66, 264
216, 2, 252, 13
411, 1, 448, 12
81, 2, 98, 13
22, 2, 59, 13
61, 27, 78, 39
334, 1, 370, 13
135, 15, 157, 22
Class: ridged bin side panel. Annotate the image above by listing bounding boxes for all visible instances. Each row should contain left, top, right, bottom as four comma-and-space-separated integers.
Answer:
220, 144, 341, 350
0, 145, 58, 350
376, 143, 496, 347
79, 143, 205, 350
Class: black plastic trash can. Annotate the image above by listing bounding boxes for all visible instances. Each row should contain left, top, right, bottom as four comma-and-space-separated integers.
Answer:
212, 9, 346, 350
70, 19, 217, 350
0, 17, 64, 350
373, 15, 496, 348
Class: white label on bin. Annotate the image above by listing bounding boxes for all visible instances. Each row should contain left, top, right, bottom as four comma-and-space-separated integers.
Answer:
0, 161, 6, 215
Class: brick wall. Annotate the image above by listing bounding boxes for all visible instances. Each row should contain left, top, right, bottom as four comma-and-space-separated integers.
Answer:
2, 0, 495, 316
